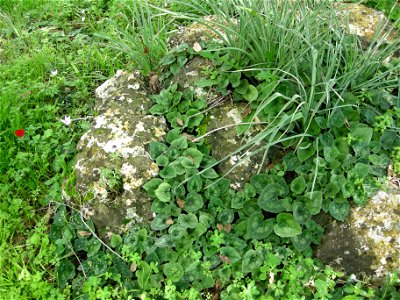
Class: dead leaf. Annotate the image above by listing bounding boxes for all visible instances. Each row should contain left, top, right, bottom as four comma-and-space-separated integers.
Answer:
177, 199, 185, 209
166, 218, 174, 225
193, 42, 202, 52
217, 223, 223, 231
77, 230, 91, 237
182, 133, 195, 141
176, 117, 184, 126
130, 263, 137, 272
218, 254, 231, 264
223, 224, 232, 233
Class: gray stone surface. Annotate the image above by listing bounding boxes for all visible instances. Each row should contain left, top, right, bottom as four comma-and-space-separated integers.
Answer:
67, 70, 167, 239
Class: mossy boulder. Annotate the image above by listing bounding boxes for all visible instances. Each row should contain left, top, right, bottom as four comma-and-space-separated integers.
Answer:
66, 70, 167, 239
314, 189, 400, 284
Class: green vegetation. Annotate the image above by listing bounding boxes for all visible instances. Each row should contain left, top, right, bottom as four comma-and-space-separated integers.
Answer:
0, 0, 399, 299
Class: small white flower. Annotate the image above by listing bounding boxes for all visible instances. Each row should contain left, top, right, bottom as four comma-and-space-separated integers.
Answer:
50, 69, 58, 76
60, 116, 72, 126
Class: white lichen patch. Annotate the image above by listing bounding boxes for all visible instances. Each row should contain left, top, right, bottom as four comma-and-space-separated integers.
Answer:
120, 163, 137, 177
134, 121, 146, 133
93, 115, 107, 128
350, 190, 400, 277
128, 83, 140, 90
227, 108, 242, 124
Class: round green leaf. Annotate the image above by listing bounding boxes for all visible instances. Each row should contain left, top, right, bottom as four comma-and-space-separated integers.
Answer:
159, 165, 177, 179
243, 84, 259, 101
246, 212, 274, 240
143, 178, 163, 197
170, 135, 188, 149
151, 214, 170, 231
290, 176, 306, 195
218, 209, 234, 224
155, 182, 171, 202
297, 141, 315, 162
163, 262, 184, 282
258, 183, 290, 213
184, 193, 204, 212
236, 79, 249, 94
149, 141, 168, 160
156, 155, 169, 167
273, 213, 302, 238
220, 246, 241, 263
182, 148, 203, 168
329, 201, 349, 222
168, 224, 187, 240
242, 249, 263, 274
178, 213, 198, 229
187, 175, 203, 193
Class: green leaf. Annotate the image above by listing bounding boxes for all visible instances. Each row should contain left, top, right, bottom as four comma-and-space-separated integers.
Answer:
250, 174, 270, 194
195, 79, 219, 87
229, 72, 241, 87
324, 182, 340, 198
236, 79, 249, 94
137, 261, 152, 289
170, 135, 188, 149
178, 213, 198, 229
291, 232, 312, 252
159, 53, 176, 66
110, 234, 122, 248
182, 148, 203, 168
156, 155, 169, 167
159, 165, 177, 179
155, 182, 171, 202
297, 141, 315, 162
166, 128, 181, 144
258, 183, 290, 213
243, 84, 258, 101
350, 125, 373, 143
306, 191, 322, 215
143, 178, 163, 197
329, 201, 349, 222
57, 259, 75, 289
273, 213, 302, 238
184, 192, 204, 212
163, 262, 184, 282
187, 175, 203, 193
246, 212, 274, 240
151, 214, 170, 231
242, 249, 264, 274
168, 225, 187, 240
293, 198, 312, 224
150, 141, 168, 160
220, 246, 241, 263
201, 168, 219, 179
218, 209, 234, 224
290, 176, 306, 195
151, 200, 172, 214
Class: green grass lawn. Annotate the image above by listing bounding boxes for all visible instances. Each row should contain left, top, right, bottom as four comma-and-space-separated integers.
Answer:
0, 0, 399, 299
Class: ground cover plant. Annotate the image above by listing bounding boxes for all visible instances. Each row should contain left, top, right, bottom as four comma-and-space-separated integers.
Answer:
1, 0, 400, 299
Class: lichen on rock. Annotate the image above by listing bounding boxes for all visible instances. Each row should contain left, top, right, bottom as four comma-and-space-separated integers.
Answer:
66, 70, 167, 239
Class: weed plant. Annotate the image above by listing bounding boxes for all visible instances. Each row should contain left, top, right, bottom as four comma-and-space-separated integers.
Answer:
1, 0, 400, 299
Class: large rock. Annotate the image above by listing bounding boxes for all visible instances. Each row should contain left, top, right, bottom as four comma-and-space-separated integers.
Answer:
314, 189, 400, 284
66, 70, 167, 239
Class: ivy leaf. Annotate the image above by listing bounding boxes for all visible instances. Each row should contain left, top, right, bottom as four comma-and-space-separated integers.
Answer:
306, 191, 322, 215
156, 155, 169, 167
236, 79, 249, 94
243, 84, 258, 101
246, 212, 274, 240
187, 175, 203, 193
297, 141, 315, 162
329, 201, 349, 222
242, 249, 264, 274
201, 168, 219, 179
290, 176, 306, 195
273, 213, 302, 238
170, 135, 188, 149
151, 214, 170, 231
159, 165, 177, 179
182, 148, 203, 168
155, 182, 171, 202
57, 259, 75, 289
258, 183, 290, 213
168, 225, 187, 240
350, 124, 373, 143
220, 246, 241, 263
150, 141, 168, 160
143, 178, 163, 197
178, 213, 198, 229
163, 262, 184, 282
184, 192, 204, 212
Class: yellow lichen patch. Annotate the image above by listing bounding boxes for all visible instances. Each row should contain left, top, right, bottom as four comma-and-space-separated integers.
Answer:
350, 191, 400, 278
334, 3, 400, 43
